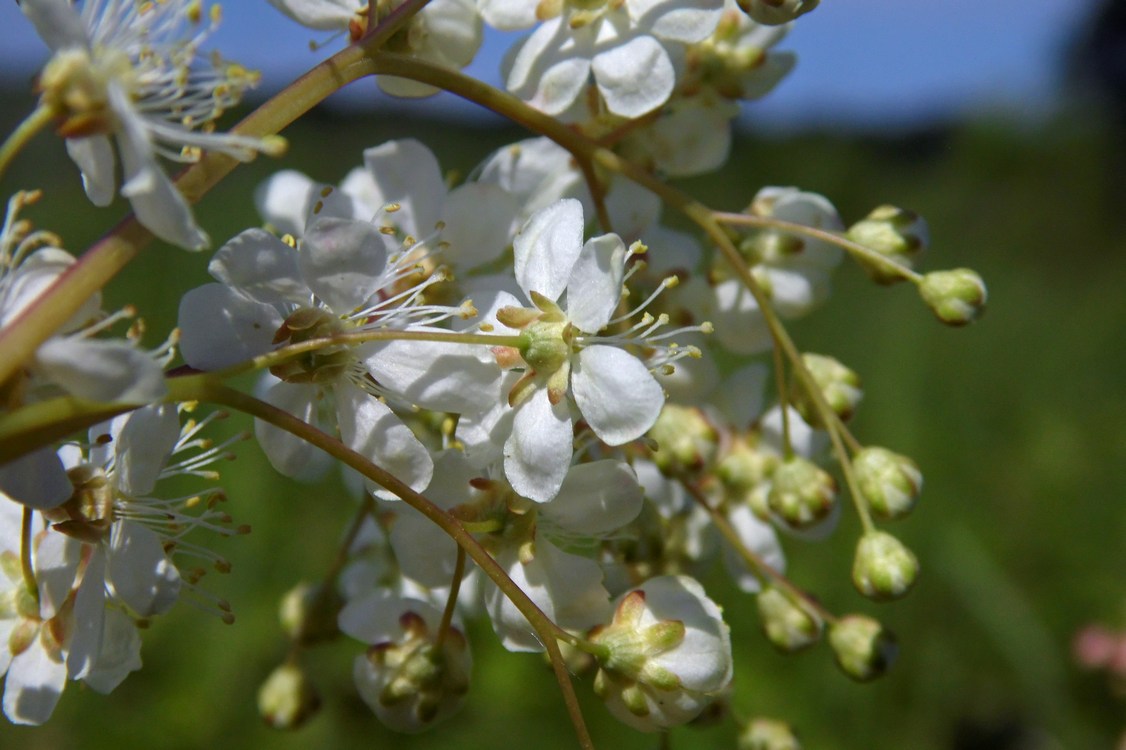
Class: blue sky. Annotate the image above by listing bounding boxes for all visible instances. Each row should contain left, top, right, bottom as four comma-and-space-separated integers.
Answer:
0, 0, 1087, 128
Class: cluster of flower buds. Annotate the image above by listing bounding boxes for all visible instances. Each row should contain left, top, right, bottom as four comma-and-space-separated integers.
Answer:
0, 0, 990, 744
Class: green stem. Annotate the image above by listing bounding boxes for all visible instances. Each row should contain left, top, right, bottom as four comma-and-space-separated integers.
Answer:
712, 211, 924, 284
194, 380, 595, 750
771, 338, 793, 461
434, 547, 466, 650
0, 105, 55, 183
21, 506, 39, 605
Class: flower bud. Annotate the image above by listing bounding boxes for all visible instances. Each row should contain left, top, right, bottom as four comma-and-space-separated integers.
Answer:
257, 663, 321, 730
737, 0, 820, 26
756, 586, 823, 652
853, 447, 922, 519
739, 717, 803, 750
767, 457, 837, 529
828, 615, 897, 682
279, 581, 341, 645
716, 435, 778, 506
792, 353, 862, 426
846, 205, 929, 284
648, 404, 719, 478
918, 268, 987, 326
852, 532, 919, 601
590, 576, 732, 732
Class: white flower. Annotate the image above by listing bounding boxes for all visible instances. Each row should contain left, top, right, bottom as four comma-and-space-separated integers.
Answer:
485, 199, 672, 502
590, 575, 732, 731
21, 0, 277, 250
268, 0, 483, 98
502, 0, 725, 118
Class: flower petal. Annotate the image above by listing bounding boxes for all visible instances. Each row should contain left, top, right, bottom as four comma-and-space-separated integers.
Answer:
513, 199, 585, 302
255, 378, 319, 477
0, 447, 72, 510
364, 334, 502, 414
299, 217, 390, 312
591, 34, 674, 118
3, 629, 68, 725
504, 387, 572, 503
542, 460, 643, 535
361, 139, 446, 238
35, 337, 166, 404
114, 404, 180, 497
564, 233, 626, 333
334, 383, 433, 500
178, 283, 284, 371
107, 522, 181, 617
208, 229, 309, 306
571, 345, 663, 445
65, 135, 116, 207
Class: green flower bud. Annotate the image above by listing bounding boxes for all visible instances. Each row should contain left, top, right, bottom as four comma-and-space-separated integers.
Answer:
792, 353, 862, 427
853, 447, 922, 519
828, 614, 898, 682
279, 581, 341, 645
257, 663, 321, 730
851, 531, 919, 601
739, 717, 803, 750
756, 586, 823, 652
647, 404, 719, 477
716, 435, 779, 505
737, 0, 820, 26
767, 457, 837, 529
918, 268, 987, 326
847, 205, 928, 284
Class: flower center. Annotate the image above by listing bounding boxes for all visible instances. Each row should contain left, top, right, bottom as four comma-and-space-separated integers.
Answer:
43, 465, 116, 543
269, 307, 356, 384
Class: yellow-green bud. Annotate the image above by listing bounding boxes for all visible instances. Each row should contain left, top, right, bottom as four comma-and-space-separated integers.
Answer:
851, 532, 919, 601
853, 447, 922, 519
847, 205, 928, 284
279, 581, 341, 645
918, 268, 987, 326
793, 353, 862, 426
828, 615, 897, 682
739, 717, 803, 750
755, 586, 823, 652
717, 436, 778, 508
767, 457, 837, 529
737, 0, 820, 26
257, 663, 321, 730
648, 405, 719, 477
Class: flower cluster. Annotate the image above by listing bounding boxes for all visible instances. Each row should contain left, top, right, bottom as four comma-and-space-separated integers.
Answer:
0, 0, 990, 744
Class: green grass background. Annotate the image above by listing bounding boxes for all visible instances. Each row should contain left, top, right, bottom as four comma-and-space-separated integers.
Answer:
1, 97, 1124, 749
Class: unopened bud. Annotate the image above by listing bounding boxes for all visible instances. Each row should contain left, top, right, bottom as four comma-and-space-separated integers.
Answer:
648, 404, 719, 477
853, 447, 922, 519
828, 615, 897, 682
756, 586, 822, 652
852, 532, 919, 601
717, 435, 778, 506
793, 353, 862, 426
257, 663, 321, 730
847, 205, 929, 284
591, 576, 733, 732
737, 0, 820, 26
918, 268, 987, 326
279, 581, 341, 645
767, 457, 837, 529
739, 717, 803, 750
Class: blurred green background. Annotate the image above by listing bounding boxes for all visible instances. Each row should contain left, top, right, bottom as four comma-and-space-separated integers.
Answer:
2, 42, 1126, 750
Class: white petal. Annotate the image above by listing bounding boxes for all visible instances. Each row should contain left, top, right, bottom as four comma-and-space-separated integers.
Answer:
334, 384, 433, 500
478, 0, 539, 29
722, 504, 784, 594
361, 139, 446, 238
513, 199, 585, 302
177, 283, 283, 371
255, 379, 319, 477
711, 279, 772, 355
20, 0, 87, 50
114, 404, 180, 496
592, 35, 674, 118
34, 531, 83, 621
485, 540, 610, 652
364, 335, 502, 414
628, 0, 724, 43
299, 217, 389, 312
208, 229, 308, 306
542, 460, 643, 535
507, 19, 592, 116
503, 388, 572, 503
253, 169, 317, 237
604, 179, 662, 241
107, 522, 181, 617
571, 346, 663, 445
67, 548, 107, 681
0, 247, 78, 329
564, 233, 625, 333
439, 183, 519, 270
0, 447, 72, 510
81, 608, 142, 694
113, 87, 209, 251
65, 136, 116, 207
3, 631, 68, 725
636, 576, 732, 691
266, 0, 357, 30
35, 337, 166, 404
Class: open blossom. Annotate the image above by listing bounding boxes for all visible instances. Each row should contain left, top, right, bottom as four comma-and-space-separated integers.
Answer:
499, 0, 724, 118
21, 0, 278, 250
